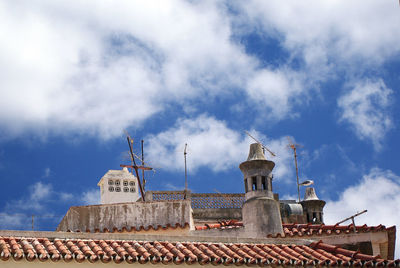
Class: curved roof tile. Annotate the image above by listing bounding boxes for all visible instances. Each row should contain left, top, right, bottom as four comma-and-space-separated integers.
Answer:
0, 236, 398, 266
67, 222, 190, 233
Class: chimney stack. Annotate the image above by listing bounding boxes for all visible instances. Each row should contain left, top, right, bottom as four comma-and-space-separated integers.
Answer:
239, 143, 283, 237
301, 187, 326, 224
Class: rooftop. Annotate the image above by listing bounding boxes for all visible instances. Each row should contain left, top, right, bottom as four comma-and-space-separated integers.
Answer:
1, 234, 398, 266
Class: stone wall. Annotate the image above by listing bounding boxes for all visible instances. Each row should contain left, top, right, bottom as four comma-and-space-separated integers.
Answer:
57, 200, 193, 232
193, 208, 242, 221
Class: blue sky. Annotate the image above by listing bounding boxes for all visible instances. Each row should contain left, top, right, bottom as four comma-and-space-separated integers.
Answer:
0, 0, 399, 249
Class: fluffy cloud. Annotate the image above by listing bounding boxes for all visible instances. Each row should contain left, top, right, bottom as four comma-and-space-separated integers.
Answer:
0, 213, 27, 230
145, 114, 294, 181
0, 180, 99, 230
337, 79, 393, 150
238, 1, 400, 73
324, 168, 400, 257
3, 182, 53, 212
246, 69, 305, 119
1, 0, 397, 151
0, 1, 318, 140
0, 1, 240, 138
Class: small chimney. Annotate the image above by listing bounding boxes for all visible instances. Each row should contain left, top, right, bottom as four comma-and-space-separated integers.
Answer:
301, 187, 326, 224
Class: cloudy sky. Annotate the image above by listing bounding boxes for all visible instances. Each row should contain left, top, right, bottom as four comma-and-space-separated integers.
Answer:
0, 0, 399, 254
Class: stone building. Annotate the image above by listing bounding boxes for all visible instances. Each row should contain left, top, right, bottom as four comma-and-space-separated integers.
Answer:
0, 143, 397, 267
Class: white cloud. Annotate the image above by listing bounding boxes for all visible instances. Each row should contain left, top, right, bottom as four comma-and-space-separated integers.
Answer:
30, 182, 52, 201
0, 213, 27, 230
81, 189, 100, 205
4, 182, 52, 212
60, 192, 74, 201
146, 114, 294, 181
238, 1, 400, 73
1, 181, 99, 230
324, 168, 400, 257
0, 1, 317, 140
246, 69, 305, 120
43, 167, 51, 178
338, 79, 393, 150
0, 1, 240, 138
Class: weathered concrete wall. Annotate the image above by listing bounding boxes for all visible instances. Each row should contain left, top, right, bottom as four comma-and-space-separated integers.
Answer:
193, 208, 242, 220
57, 200, 194, 232
242, 197, 284, 237
191, 226, 244, 237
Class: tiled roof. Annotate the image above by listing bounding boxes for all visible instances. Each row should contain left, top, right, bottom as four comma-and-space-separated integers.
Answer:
69, 222, 190, 233
195, 221, 392, 237
0, 236, 398, 266
274, 223, 393, 238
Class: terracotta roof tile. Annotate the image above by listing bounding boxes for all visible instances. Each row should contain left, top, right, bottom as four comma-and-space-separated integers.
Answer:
195, 221, 392, 238
277, 223, 391, 238
68, 222, 190, 233
0, 236, 398, 266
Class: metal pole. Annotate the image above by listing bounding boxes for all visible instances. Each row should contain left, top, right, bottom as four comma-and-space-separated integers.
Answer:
351, 217, 357, 232
141, 140, 145, 191
127, 137, 145, 201
31, 215, 34, 231
336, 210, 367, 225
184, 143, 188, 193
294, 147, 300, 202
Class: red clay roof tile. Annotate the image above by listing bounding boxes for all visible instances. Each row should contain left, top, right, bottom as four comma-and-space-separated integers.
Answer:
195, 221, 393, 238
0, 236, 398, 266
73, 222, 190, 233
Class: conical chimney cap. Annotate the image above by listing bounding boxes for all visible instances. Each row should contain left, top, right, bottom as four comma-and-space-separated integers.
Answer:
304, 187, 319, 201
247, 143, 266, 161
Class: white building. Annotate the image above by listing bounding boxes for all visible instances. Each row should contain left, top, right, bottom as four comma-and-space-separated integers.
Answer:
97, 167, 140, 204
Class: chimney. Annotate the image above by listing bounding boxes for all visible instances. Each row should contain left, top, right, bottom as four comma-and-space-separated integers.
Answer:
239, 143, 283, 237
301, 187, 326, 224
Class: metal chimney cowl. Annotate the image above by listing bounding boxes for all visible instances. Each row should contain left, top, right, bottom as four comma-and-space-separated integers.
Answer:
304, 187, 320, 201
247, 143, 267, 161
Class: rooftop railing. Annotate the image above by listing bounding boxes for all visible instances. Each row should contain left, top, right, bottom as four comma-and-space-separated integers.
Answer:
147, 191, 245, 209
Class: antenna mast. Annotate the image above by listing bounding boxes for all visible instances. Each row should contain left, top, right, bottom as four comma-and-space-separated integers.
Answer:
121, 132, 153, 202
287, 137, 303, 203
141, 139, 145, 191
184, 143, 188, 194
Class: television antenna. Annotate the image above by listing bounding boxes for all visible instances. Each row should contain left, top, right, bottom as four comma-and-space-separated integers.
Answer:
287, 136, 303, 202
244, 131, 276, 157
121, 132, 153, 201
